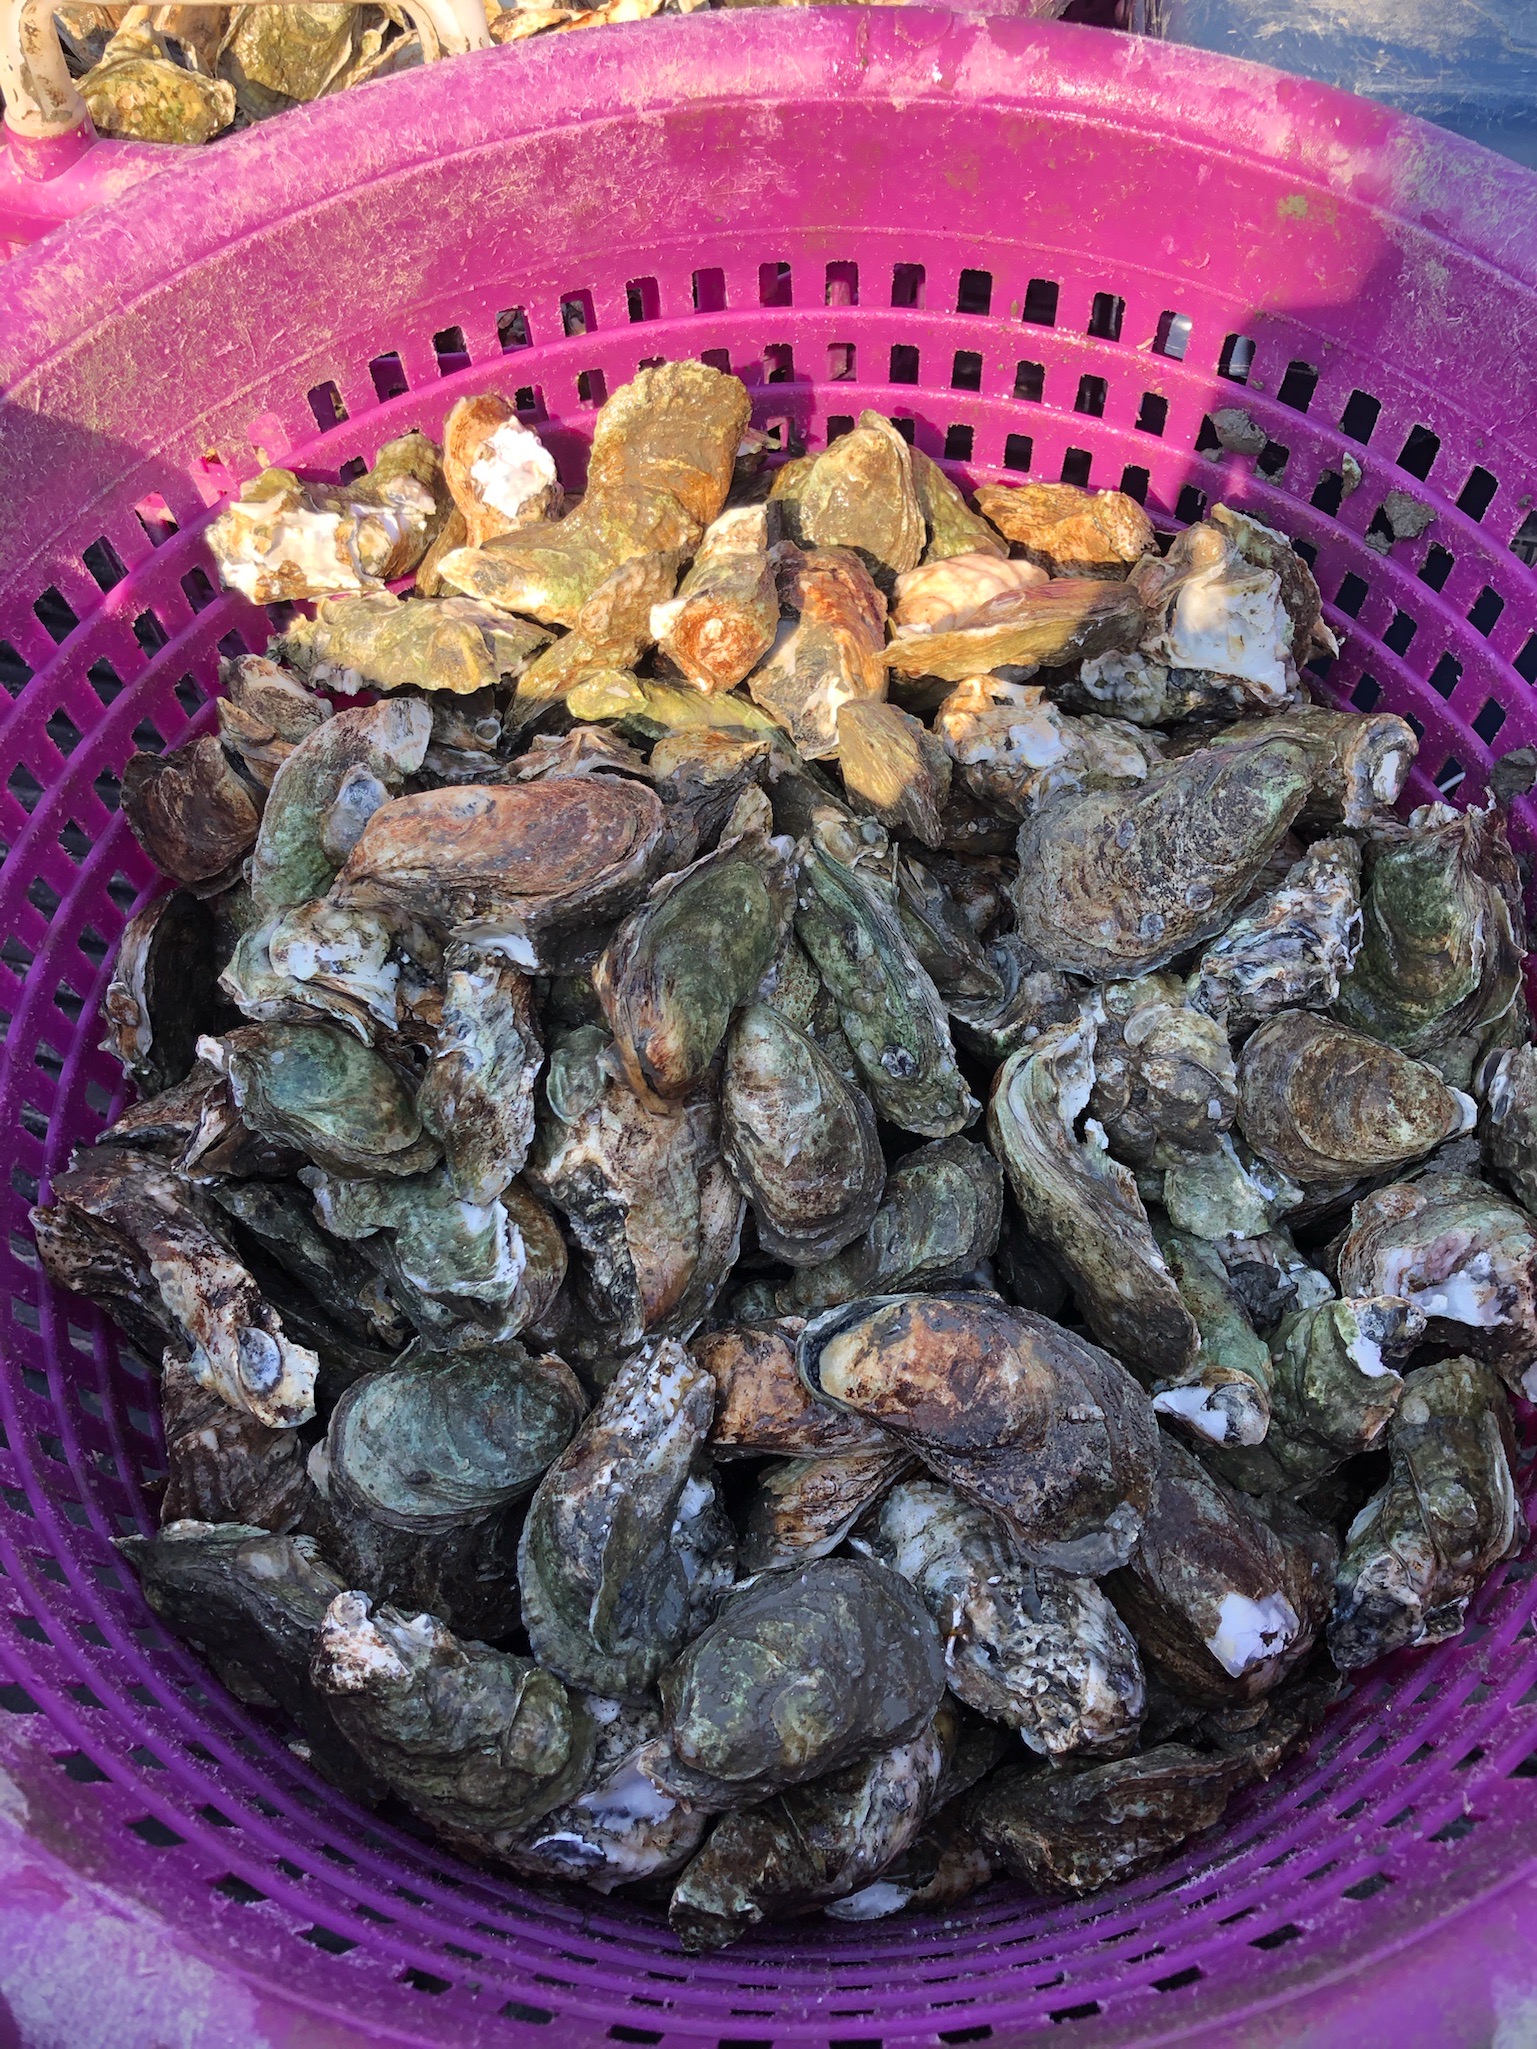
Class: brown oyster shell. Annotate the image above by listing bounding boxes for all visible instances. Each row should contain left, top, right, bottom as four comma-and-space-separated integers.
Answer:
973, 481, 1155, 579
694, 1319, 890, 1459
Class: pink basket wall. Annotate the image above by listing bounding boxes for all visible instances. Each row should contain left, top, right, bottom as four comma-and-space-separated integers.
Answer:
1, 14, 1537, 2045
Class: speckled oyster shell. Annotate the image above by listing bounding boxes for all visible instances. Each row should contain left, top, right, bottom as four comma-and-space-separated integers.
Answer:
1329, 1355, 1521, 1669
973, 481, 1155, 579
276, 590, 550, 698
887, 574, 1146, 685
740, 1443, 914, 1573
1088, 974, 1237, 1170
933, 677, 1160, 823
912, 448, 1007, 563
796, 411, 925, 588
442, 394, 562, 547
836, 699, 952, 847
157, 1352, 315, 1534
793, 809, 976, 1138
653, 1556, 946, 1809
202, 1022, 439, 1179
1160, 1135, 1304, 1245
695, 1320, 890, 1459
208, 434, 445, 603
947, 933, 1082, 1063
32, 1148, 318, 1429
518, 1339, 730, 1699
1235, 1011, 1474, 1186
312, 1591, 594, 1842
221, 898, 406, 1043
1178, 706, 1417, 831
1190, 837, 1363, 1027
987, 1010, 1199, 1379
1334, 802, 1525, 1056
1134, 518, 1297, 701
216, 655, 331, 788
1104, 1432, 1335, 1707
746, 545, 888, 760
1012, 735, 1313, 981
799, 1291, 1158, 1575
720, 1003, 884, 1266
528, 1025, 743, 1355
80, 23, 236, 143
121, 734, 262, 896
101, 890, 221, 1096
331, 774, 670, 974
1150, 1228, 1274, 1449
866, 1481, 1145, 1759
668, 1710, 951, 1951
652, 504, 778, 694
417, 953, 542, 1204
1483, 1043, 1537, 1220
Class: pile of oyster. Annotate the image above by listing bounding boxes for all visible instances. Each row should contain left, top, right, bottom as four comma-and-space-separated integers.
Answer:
35, 362, 1536, 1950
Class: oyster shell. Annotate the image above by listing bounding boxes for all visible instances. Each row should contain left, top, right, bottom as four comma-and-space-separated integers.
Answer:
893, 851, 1005, 1007
934, 677, 1160, 823
987, 1011, 1199, 1378
1088, 974, 1237, 1169
222, 898, 405, 1043
201, 1022, 439, 1179
216, 655, 331, 788
740, 1443, 914, 1572
1151, 1228, 1273, 1449
1104, 1432, 1335, 1707
972, 481, 1155, 579
1329, 1355, 1521, 1668
796, 411, 925, 587
653, 1555, 946, 1808
1234, 1012, 1474, 1186
80, 22, 235, 142
912, 448, 1007, 563
948, 934, 1082, 1063
1012, 735, 1313, 980
695, 1319, 890, 1459
1190, 836, 1363, 1027
1134, 517, 1297, 701
867, 1480, 1145, 1759
747, 545, 888, 759
509, 550, 686, 724
312, 1591, 594, 1841
825, 1814, 992, 1921
891, 553, 1048, 632
1161, 1135, 1303, 1245
158, 1353, 314, 1534
121, 734, 262, 895
442, 394, 561, 547
800, 1291, 1158, 1574
887, 575, 1146, 685
1177, 706, 1417, 831
417, 953, 542, 1204
836, 699, 952, 847
101, 890, 221, 1096
652, 504, 778, 694
276, 590, 549, 698
668, 1711, 950, 1950
518, 1339, 729, 1698
32, 1148, 317, 1429
1483, 1043, 1537, 1219
793, 810, 976, 1137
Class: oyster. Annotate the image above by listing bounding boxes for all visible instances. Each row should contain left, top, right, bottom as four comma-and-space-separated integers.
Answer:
222, 898, 405, 1042
1177, 705, 1418, 831
1134, 517, 1298, 702
866, 1480, 1145, 1759
652, 504, 778, 694
158, 1353, 314, 1534
793, 810, 976, 1137
836, 699, 952, 847
893, 851, 1005, 1007
887, 575, 1145, 685
518, 1340, 729, 1698
972, 481, 1155, 578
740, 1443, 914, 1572
1336, 1174, 1537, 1394
1334, 802, 1524, 1056
720, 1003, 884, 1265
528, 1025, 743, 1355
442, 393, 561, 547
796, 411, 925, 587
1161, 1135, 1303, 1245
32, 1148, 317, 1429
121, 735, 262, 895
418, 953, 542, 1204
988, 1012, 1199, 1378
595, 793, 793, 1101
1190, 837, 1363, 1027
1483, 1043, 1537, 1219
509, 550, 686, 724
248, 698, 431, 917
1104, 1433, 1334, 1706
1088, 974, 1237, 1168
891, 553, 1048, 631
653, 1556, 946, 1808
1329, 1355, 1521, 1668
696, 1320, 890, 1459
201, 1022, 439, 1179
1012, 735, 1313, 980
800, 1292, 1158, 1575
948, 934, 1082, 1063
80, 22, 236, 143
912, 448, 1007, 563
1151, 1228, 1273, 1449
215, 656, 330, 788
208, 435, 445, 603
825, 1814, 992, 1921
747, 545, 888, 759
312, 1591, 594, 1842
101, 890, 221, 1096
668, 1711, 950, 1950
276, 590, 549, 698
1235, 1012, 1474, 1186
934, 676, 1159, 824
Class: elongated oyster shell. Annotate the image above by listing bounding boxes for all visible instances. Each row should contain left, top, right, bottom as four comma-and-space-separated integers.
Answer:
1191, 836, 1363, 1026
1329, 1356, 1521, 1668
777, 1136, 1004, 1316
720, 1003, 884, 1266
510, 550, 686, 724
947, 933, 1081, 1063
1235, 1012, 1474, 1186
1012, 736, 1313, 980
32, 1148, 317, 1429
740, 1443, 914, 1572
1483, 1043, 1537, 1219
652, 504, 778, 694
654, 1556, 945, 1808
793, 810, 976, 1137
1177, 706, 1416, 831
121, 735, 262, 896
796, 411, 925, 587
277, 590, 550, 698
695, 1320, 890, 1459
912, 448, 1007, 563
893, 851, 1004, 1007
1151, 1228, 1273, 1448
668, 1711, 950, 1950
518, 1339, 727, 1698
934, 677, 1159, 823
331, 775, 670, 971
800, 1291, 1158, 1574
528, 1025, 743, 1354
102, 890, 221, 1096
747, 545, 888, 759
988, 1011, 1198, 1378
887, 576, 1146, 684
202, 1022, 439, 1178
442, 394, 561, 547
837, 699, 952, 847
868, 1481, 1145, 1759
973, 481, 1155, 578
158, 1353, 314, 1534
418, 953, 542, 1204
313, 1591, 595, 1841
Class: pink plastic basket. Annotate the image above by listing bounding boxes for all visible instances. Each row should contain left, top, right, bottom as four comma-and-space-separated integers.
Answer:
2, 14, 1537, 2044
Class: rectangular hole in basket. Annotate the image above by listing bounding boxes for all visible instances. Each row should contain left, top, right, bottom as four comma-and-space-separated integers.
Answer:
1136, 392, 1168, 436
952, 350, 982, 393
892, 262, 926, 309
402, 1969, 451, 1996
759, 262, 792, 308
828, 343, 856, 382
181, 567, 216, 615
1511, 511, 1537, 565
890, 343, 920, 385
1516, 633, 1537, 685
1075, 375, 1107, 418
1004, 434, 1033, 472
1341, 389, 1381, 443
826, 415, 855, 444
1153, 311, 1191, 360
1336, 572, 1369, 617
1218, 332, 1255, 383
82, 537, 126, 594
0, 640, 32, 697
1049, 2004, 1101, 2025
1429, 653, 1463, 699
1469, 586, 1505, 636
1396, 424, 1440, 479
1062, 448, 1093, 488
1257, 440, 1290, 478
577, 369, 607, 409
1195, 415, 1221, 456
1293, 536, 1318, 566
1419, 543, 1456, 591
44, 709, 81, 757
826, 260, 859, 307
134, 494, 178, 545
698, 349, 730, 376
890, 417, 915, 445
1153, 1966, 1203, 1992
431, 325, 470, 373
560, 291, 595, 338
1176, 483, 1208, 523
1473, 698, 1508, 744
33, 587, 78, 645
1458, 466, 1499, 520
514, 387, 548, 422
1276, 360, 1319, 411
1120, 465, 1150, 503
763, 345, 795, 386
338, 456, 365, 485
625, 277, 660, 324
1430, 1814, 1479, 1843
133, 611, 168, 656
1088, 291, 1124, 342
1312, 470, 1346, 517
1015, 359, 1045, 402
368, 351, 408, 404
174, 674, 205, 720
497, 306, 531, 351
307, 381, 347, 431
945, 424, 975, 463
1251, 1923, 1304, 1951
130, 714, 164, 753
7, 761, 41, 814
1022, 278, 1058, 326
956, 268, 992, 316
691, 269, 726, 315
1383, 610, 1417, 655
